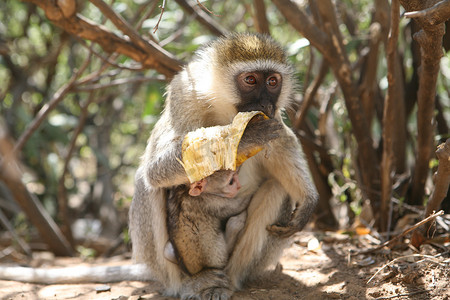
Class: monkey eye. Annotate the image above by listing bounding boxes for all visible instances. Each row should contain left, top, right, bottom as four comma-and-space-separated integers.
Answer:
244, 75, 257, 85
267, 76, 278, 87
228, 177, 235, 185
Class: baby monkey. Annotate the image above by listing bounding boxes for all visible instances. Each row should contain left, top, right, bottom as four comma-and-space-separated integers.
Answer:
165, 169, 248, 275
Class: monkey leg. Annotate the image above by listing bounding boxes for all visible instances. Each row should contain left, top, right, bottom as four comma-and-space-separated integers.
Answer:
262, 128, 318, 238
129, 168, 183, 296
225, 179, 291, 288
180, 269, 233, 300
225, 211, 247, 254
266, 191, 317, 238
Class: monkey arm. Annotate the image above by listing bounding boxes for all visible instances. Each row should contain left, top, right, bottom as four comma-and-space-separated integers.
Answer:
264, 125, 318, 237
144, 150, 187, 188
142, 126, 189, 188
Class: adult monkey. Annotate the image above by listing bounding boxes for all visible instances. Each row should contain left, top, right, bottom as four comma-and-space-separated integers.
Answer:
129, 33, 318, 299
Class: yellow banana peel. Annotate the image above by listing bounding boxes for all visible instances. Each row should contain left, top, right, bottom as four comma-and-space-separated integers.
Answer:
180, 111, 268, 183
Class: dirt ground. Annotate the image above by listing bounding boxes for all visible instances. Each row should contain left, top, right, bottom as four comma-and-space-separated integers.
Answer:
0, 231, 449, 300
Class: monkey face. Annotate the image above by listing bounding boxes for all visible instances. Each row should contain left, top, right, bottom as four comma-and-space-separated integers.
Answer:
235, 70, 282, 118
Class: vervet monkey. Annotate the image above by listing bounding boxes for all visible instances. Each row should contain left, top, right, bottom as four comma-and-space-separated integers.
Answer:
165, 170, 248, 276
129, 33, 318, 299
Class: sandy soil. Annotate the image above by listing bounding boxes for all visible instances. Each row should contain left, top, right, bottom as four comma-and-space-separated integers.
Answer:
0, 231, 448, 300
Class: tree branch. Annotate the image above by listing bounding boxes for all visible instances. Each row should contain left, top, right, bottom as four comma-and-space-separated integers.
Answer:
400, 0, 446, 205
21, 0, 182, 78
411, 139, 450, 247
253, 0, 270, 34
293, 59, 328, 130
426, 139, 450, 218
88, 0, 177, 70
380, 0, 400, 232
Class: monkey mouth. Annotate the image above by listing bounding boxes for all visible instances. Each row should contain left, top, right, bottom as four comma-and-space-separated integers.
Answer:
237, 106, 275, 119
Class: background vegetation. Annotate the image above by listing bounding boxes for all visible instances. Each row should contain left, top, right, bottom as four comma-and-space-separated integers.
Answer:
0, 0, 448, 257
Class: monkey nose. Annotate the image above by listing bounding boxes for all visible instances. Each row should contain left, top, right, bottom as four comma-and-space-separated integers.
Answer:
261, 104, 274, 118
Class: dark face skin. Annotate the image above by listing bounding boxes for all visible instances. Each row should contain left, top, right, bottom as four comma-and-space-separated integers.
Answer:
235, 70, 282, 118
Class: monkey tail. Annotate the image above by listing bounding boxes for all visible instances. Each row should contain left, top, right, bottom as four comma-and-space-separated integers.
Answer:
0, 263, 154, 284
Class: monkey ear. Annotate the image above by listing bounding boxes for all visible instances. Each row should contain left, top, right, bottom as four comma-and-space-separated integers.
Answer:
189, 179, 207, 196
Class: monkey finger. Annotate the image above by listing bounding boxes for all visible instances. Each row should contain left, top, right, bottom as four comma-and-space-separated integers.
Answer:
266, 224, 299, 238
183, 295, 201, 300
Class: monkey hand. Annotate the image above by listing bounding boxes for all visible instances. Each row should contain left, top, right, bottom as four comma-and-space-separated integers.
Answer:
266, 203, 313, 238
239, 117, 283, 152
266, 223, 300, 238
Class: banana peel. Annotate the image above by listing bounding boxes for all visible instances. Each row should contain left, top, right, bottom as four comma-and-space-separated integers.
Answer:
180, 111, 268, 183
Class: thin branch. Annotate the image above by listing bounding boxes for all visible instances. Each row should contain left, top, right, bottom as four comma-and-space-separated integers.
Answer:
303, 47, 315, 91
293, 59, 328, 131
174, 0, 227, 36
196, 0, 220, 17
135, 0, 160, 31
153, 0, 166, 33
0, 209, 32, 256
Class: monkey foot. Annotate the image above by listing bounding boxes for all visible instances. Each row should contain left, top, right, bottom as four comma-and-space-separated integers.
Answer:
202, 287, 233, 300
182, 287, 233, 300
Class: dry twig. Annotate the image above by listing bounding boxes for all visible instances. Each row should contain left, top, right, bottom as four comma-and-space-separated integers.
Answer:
153, 0, 166, 33
367, 252, 447, 284
353, 210, 444, 256
196, 0, 220, 17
